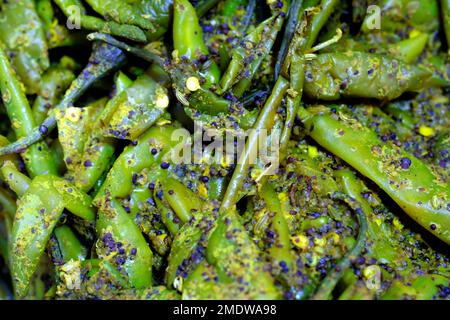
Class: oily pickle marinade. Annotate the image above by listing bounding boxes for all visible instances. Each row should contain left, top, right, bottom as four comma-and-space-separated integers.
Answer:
0, 0, 449, 300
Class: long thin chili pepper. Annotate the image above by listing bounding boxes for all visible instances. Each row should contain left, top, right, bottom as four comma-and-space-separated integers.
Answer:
298, 106, 450, 244
312, 193, 367, 300
11, 174, 95, 298
54, 0, 148, 42
0, 43, 57, 177
220, 76, 289, 212
173, 0, 221, 87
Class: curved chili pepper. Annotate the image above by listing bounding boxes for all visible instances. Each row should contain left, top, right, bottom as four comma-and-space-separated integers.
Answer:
96, 198, 154, 289
54, 225, 87, 263
299, 106, 450, 244
0, 161, 31, 197
335, 169, 400, 264
173, 0, 221, 87
32, 58, 77, 124
219, 15, 284, 96
312, 193, 367, 300
381, 274, 450, 300
99, 72, 170, 141
56, 98, 116, 192
10, 174, 95, 298
85, 0, 155, 31
278, 0, 339, 160
94, 125, 178, 201
303, 52, 432, 101
303, 0, 339, 50
0, 43, 57, 177
0, 0, 49, 95
220, 76, 289, 212
54, 0, 148, 42
205, 210, 282, 299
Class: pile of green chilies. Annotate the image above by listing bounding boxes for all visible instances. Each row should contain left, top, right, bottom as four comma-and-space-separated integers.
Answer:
0, 0, 449, 300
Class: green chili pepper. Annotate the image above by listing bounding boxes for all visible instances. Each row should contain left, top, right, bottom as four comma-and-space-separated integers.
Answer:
278, 0, 338, 159
335, 169, 400, 264
257, 182, 303, 295
407, 0, 440, 32
114, 71, 134, 93
99, 73, 170, 141
362, 0, 440, 34
303, 0, 339, 50
94, 125, 178, 201
161, 178, 202, 223
183, 261, 232, 299
221, 76, 289, 212
54, 225, 87, 262
57, 98, 116, 192
0, 0, 49, 94
36, 0, 85, 49
304, 52, 432, 101
10, 174, 95, 298
206, 211, 282, 299
86, 32, 231, 117
32, 58, 77, 124
381, 274, 449, 300
219, 15, 284, 96
154, 189, 183, 237
0, 161, 31, 197
85, 0, 155, 31
299, 106, 450, 244
54, 0, 148, 42
96, 198, 153, 289
138, 0, 174, 41
35, 0, 54, 26
128, 183, 172, 257
166, 212, 210, 288
173, 0, 221, 87
0, 42, 57, 177
312, 193, 367, 300
389, 32, 429, 64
